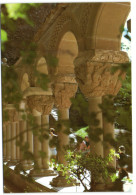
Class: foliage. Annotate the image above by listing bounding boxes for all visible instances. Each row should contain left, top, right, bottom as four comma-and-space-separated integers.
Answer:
75, 126, 88, 138
50, 149, 116, 191
1, 3, 41, 51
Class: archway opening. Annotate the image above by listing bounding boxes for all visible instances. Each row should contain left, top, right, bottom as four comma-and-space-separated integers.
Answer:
36, 57, 48, 74
21, 73, 30, 91
57, 31, 78, 75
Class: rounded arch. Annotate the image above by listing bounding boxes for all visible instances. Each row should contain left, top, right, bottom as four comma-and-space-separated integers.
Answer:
57, 31, 78, 75
36, 57, 48, 75
21, 73, 30, 91
43, 12, 82, 56
86, 2, 130, 50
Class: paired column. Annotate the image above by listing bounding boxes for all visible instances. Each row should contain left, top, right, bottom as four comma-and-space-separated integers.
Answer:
4, 104, 19, 165
26, 89, 56, 176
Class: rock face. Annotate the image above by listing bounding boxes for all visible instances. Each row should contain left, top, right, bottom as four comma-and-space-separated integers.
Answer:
2, 3, 57, 65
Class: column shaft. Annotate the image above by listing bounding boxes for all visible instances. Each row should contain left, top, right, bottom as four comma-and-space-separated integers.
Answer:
58, 108, 69, 166
6, 123, 11, 160
41, 115, 49, 169
27, 122, 33, 165
11, 122, 17, 162
16, 122, 20, 161
19, 120, 27, 165
88, 97, 103, 157
103, 117, 116, 167
3, 124, 6, 160
33, 114, 42, 168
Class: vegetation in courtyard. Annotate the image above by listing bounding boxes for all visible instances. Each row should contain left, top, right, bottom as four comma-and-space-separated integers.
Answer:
50, 149, 116, 191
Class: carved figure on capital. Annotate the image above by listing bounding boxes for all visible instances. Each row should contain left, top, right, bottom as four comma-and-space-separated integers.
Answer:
26, 95, 54, 115
74, 50, 129, 98
53, 83, 78, 109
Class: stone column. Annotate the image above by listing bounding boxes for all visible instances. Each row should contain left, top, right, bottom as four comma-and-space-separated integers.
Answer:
74, 50, 129, 157
57, 108, 69, 166
50, 81, 78, 187
19, 119, 28, 168
74, 49, 129, 189
10, 122, 17, 165
3, 124, 6, 161
18, 101, 29, 169
103, 116, 116, 167
4, 104, 19, 165
26, 91, 55, 176
41, 114, 56, 176
26, 121, 33, 168
16, 122, 20, 162
88, 97, 103, 157
6, 122, 12, 162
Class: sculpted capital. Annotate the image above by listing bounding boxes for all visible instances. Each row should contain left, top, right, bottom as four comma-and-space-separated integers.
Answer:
74, 50, 129, 97
27, 95, 54, 115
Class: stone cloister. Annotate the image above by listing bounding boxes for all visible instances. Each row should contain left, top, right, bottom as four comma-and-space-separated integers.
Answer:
3, 2, 130, 190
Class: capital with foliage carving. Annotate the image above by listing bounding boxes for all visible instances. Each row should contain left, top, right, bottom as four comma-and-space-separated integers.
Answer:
27, 95, 54, 115
74, 49, 129, 98
53, 83, 78, 109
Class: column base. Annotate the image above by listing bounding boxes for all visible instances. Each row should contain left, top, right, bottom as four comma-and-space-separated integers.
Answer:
50, 175, 80, 187
30, 168, 57, 177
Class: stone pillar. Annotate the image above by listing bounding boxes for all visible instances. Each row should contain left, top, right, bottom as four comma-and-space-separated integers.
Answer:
4, 104, 19, 165
41, 114, 56, 176
26, 121, 33, 168
25, 90, 55, 176
88, 97, 103, 157
3, 124, 6, 161
50, 81, 78, 187
57, 108, 69, 166
16, 122, 20, 162
74, 49, 129, 159
19, 119, 28, 167
10, 122, 17, 164
103, 116, 116, 167
6, 122, 12, 161
18, 100, 29, 169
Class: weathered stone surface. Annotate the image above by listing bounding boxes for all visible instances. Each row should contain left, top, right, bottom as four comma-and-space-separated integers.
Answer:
74, 50, 129, 97
27, 95, 54, 115
53, 83, 78, 109
4, 105, 19, 122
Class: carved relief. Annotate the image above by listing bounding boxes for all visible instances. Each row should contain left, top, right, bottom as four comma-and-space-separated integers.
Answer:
74, 50, 129, 97
48, 14, 72, 50
27, 95, 54, 115
53, 83, 78, 109
4, 108, 19, 122
80, 4, 92, 36
54, 74, 77, 83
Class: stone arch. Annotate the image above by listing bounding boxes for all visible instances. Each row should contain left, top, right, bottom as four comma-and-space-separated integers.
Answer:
41, 12, 82, 56
86, 2, 130, 50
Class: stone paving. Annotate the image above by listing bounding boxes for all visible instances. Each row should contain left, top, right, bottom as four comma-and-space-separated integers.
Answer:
34, 171, 133, 192
8, 165, 133, 192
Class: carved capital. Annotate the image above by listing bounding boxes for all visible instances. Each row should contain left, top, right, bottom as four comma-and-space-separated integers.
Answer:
53, 83, 78, 109
4, 105, 19, 122
74, 50, 129, 97
27, 95, 54, 115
